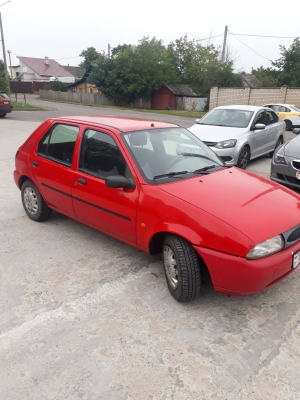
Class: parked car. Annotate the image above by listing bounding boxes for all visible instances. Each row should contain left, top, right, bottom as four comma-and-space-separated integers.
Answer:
14, 116, 300, 303
188, 105, 285, 169
271, 128, 300, 189
0, 91, 13, 118
263, 103, 300, 131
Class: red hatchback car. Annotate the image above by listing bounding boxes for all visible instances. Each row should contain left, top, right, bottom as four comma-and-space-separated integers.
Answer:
14, 116, 300, 302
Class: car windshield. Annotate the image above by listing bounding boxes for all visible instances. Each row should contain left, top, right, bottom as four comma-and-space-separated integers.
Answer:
0, 92, 9, 99
197, 109, 254, 128
290, 105, 300, 112
122, 127, 225, 183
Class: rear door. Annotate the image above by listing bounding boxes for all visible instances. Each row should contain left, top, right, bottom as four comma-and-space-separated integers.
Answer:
29, 122, 80, 218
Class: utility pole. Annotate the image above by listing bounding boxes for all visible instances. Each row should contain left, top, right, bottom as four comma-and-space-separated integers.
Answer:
221, 25, 228, 63
0, 12, 9, 81
108, 43, 111, 59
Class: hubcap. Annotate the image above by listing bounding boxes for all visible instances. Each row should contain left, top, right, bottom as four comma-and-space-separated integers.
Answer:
23, 187, 39, 215
240, 150, 248, 168
163, 245, 178, 289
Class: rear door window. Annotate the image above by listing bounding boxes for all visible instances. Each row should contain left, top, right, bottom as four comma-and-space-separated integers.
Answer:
38, 124, 79, 166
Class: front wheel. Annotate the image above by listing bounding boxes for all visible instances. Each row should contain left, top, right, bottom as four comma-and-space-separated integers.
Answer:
162, 235, 201, 302
269, 136, 283, 158
236, 146, 250, 169
21, 180, 52, 222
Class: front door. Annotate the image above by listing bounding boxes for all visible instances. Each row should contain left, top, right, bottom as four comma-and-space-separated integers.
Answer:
72, 128, 139, 245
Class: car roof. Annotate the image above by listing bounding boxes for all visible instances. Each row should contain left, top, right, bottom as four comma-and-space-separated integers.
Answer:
214, 105, 266, 111
263, 103, 295, 107
58, 116, 178, 132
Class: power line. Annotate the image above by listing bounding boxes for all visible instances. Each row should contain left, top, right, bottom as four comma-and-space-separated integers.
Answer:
194, 34, 224, 42
229, 31, 272, 61
229, 32, 299, 39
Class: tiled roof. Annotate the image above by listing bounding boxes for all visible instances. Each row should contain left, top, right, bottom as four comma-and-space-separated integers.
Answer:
62, 65, 86, 79
18, 57, 73, 77
163, 83, 198, 96
239, 74, 260, 88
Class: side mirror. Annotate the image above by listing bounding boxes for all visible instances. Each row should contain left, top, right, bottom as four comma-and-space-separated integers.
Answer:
253, 123, 266, 130
292, 128, 300, 135
105, 175, 136, 190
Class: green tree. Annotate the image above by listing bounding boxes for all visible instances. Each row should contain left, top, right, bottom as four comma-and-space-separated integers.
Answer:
0, 59, 9, 92
52, 79, 68, 92
90, 37, 177, 102
167, 35, 242, 95
251, 66, 278, 87
271, 38, 300, 86
79, 47, 101, 70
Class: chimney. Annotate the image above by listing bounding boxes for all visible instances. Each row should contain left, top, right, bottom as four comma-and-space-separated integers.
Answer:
45, 56, 49, 65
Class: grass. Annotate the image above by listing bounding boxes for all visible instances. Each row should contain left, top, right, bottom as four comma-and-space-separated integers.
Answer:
11, 101, 43, 110
87, 103, 206, 118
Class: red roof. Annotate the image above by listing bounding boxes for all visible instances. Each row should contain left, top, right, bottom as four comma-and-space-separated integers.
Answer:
57, 116, 178, 132
18, 57, 73, 77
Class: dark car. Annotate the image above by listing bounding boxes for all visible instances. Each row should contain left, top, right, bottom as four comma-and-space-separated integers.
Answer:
13, 116, 300, 303
0, 92, 13, 118
271, 128, 300, 189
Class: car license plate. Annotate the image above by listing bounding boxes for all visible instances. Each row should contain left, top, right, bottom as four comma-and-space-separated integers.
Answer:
293, 250, 300, 269
296, 171, 300, 180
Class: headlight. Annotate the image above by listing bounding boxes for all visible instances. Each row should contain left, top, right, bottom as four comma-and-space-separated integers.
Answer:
274, 154, 287, 165
215, 139, 237, 149
246, 235, 284, 259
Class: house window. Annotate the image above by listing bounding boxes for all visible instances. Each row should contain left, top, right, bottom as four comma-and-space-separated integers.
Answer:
79, 88, 82, 93
89, 87, 93, 94
22, 66, 27, 73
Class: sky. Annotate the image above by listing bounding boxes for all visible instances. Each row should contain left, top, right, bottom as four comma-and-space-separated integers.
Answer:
0, 0, 298, 73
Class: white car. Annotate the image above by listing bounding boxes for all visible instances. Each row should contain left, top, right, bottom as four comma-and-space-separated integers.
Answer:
187, 105, 285, 169
263, 103, 300, 131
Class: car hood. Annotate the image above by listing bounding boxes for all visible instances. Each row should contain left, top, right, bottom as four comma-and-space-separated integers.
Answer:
283, 135, 300, 157
159, 167, 300, 244
189, 124, 247, 142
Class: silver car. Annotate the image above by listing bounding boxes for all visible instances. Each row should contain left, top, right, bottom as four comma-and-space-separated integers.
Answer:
271, 128, 300, 190
187, 105, 285, 169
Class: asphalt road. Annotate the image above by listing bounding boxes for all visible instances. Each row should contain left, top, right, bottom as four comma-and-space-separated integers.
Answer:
1, 98, 300, 399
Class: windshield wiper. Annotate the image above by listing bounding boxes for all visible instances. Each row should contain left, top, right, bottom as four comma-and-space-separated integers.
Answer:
194, 165, 219, 174
153, 171, 189, 180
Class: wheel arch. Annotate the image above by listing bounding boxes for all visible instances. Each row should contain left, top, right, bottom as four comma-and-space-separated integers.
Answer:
149, 230, 211, 277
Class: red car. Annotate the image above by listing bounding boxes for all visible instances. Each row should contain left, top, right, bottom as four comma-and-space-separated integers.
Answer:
0, 91, 13, 118
14, 116, 300, 302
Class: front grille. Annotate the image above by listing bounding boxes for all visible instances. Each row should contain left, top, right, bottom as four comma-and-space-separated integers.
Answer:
287, 225, 300, 243
203, 141, 217, 147
292, 160, 300, 171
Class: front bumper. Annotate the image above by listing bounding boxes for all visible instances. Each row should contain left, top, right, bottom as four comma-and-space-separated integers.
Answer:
193, 242, 300, 296
271, 155, 300, 189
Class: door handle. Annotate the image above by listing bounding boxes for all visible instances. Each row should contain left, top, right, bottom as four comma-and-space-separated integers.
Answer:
77, 178, 87, 185
32, 161, 39, 167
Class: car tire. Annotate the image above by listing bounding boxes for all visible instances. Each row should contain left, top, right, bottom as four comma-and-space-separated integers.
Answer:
236, 146, 250, 169
21, 180, 52, 222
162, 234, 201, 303
285, 120, 292, 131
269, 136, 283, 158
0, 113, 7, 118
